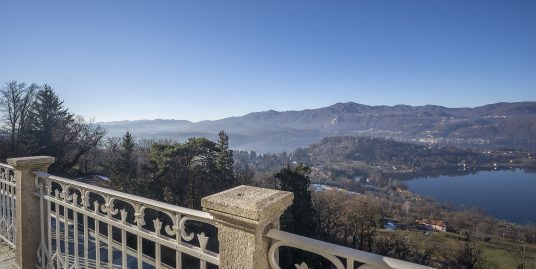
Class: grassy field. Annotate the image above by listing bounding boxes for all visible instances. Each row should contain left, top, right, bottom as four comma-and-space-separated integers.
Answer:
482, 239, 536, 269
381, 229, 536, 268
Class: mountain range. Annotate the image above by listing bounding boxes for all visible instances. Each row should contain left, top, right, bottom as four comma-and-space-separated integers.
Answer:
99, 102, 536, 153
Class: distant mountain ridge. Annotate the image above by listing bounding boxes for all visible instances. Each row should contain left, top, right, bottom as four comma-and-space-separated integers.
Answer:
99, 102, 536, 153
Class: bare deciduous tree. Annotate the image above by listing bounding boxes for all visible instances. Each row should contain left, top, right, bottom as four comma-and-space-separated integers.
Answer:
0, 81, 38, 153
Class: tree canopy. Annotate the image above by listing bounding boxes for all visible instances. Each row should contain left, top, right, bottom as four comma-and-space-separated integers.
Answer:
0, 81, 104, 174
275, 163, 316, 236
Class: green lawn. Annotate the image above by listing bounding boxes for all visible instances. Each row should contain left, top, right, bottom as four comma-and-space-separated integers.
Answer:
482, 239, 536, 269
383, 230, 536, 268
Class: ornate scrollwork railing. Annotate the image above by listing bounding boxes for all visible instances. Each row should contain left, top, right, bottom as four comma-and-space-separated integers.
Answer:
34, 171, 219, 269
0, 163, 16, 248
267, 229, 433, 269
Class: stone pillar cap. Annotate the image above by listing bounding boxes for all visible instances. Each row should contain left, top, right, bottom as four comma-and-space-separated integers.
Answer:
202, 185, 293, 223
7, 156, 55, 168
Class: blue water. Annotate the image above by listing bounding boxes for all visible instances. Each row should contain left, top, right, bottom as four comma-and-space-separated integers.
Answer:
406, 169, 536, 224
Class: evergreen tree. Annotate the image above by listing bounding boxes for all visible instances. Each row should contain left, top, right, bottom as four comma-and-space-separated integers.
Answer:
28, 85, 72, 154
249, 150, 257, 160
150, 137, 222, 208
216, 130, 234, 187
26, 85, 104, 173
274, 163, 316, 236
112, 132, 138, 192
274, 163, 319, 267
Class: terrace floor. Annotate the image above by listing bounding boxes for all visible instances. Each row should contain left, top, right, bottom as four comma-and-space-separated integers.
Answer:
0, 242, 14, 269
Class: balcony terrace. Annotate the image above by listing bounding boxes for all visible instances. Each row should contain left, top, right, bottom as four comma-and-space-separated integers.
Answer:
0, 156, 433, 269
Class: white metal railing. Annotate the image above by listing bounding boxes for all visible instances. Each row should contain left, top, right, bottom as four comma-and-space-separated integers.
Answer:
34, 171, 219, 269
0, 163, 15, 248
267, 229, 433, 269
3, 155, 435, 269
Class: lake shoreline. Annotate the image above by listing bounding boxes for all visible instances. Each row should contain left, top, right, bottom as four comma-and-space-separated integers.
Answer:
405, 169, 536, 224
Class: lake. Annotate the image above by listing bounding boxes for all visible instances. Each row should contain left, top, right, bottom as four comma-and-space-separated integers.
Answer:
405, 169, 536, 224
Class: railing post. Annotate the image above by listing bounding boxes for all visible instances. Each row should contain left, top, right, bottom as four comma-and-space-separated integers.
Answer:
7, 156, 55, 269
202, 185, 293, 269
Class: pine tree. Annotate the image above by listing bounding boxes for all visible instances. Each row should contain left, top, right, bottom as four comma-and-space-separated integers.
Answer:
274, 163, 318, 267
112, 131, 138, 192
274, 163, 316, 236
1, 83, 103, 173
150, 137, 221, 208
28, 85, 72, 151
26, 85, 76, 172
216, 130, 235, 187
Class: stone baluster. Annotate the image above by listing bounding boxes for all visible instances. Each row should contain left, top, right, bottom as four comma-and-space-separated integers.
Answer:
8, 156, 55, 269
202, 185, 293, 269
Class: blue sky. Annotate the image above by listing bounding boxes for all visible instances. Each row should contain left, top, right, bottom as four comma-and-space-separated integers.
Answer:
1, 0, 535, 122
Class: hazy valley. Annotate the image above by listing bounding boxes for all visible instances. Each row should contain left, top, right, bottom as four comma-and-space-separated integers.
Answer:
101, 101, 536, 153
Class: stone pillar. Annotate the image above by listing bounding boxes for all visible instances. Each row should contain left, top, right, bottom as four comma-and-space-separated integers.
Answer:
202, 185, 293, 269
8, 156, 55, 269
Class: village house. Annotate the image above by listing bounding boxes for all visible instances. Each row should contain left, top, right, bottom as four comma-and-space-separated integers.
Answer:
416, 219, 448, 232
